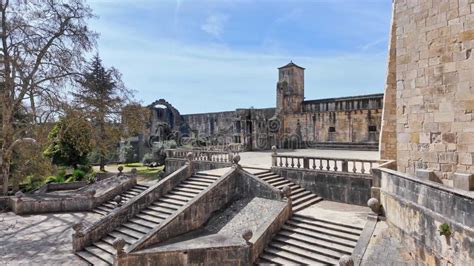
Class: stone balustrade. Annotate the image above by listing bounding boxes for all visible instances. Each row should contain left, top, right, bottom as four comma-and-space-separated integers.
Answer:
166, 148, 239, 163
272, 154, 382, 174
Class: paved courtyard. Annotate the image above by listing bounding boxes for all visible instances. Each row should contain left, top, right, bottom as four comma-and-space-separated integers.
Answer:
0, 211, 100, 265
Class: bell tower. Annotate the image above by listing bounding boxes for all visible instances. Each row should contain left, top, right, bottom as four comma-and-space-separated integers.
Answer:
276, 61, 305, 114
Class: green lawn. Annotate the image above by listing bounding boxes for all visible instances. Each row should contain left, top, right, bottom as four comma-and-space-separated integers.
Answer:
93, 163, 164, 179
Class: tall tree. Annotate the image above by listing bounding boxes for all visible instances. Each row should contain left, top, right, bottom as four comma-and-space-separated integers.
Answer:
74, 55, 130, 171
0, 0, 96, 195
43, 110, 92, 168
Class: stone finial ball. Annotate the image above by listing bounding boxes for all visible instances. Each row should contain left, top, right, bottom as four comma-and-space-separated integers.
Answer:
272, 146, 277, 151
281, 185, 291, 198
15, 191, 24, 198
117, 166, 124, 173
112, 238, 126, 251
130, 168, 137, 175
186, 152, 194, 161
232, 154, 241, 164
114, 195, 122, 205
339, 255, 354, 266
73, 223, 83, 232
367, 198, 381, 214
242, 229, 253, 242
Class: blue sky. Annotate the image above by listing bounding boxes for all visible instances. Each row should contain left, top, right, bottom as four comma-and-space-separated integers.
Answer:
88, 0, 392, 114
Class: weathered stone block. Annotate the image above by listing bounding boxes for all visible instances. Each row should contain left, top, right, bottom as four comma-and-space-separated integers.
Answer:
453, 173, 474, 191
416, 169, 441, 183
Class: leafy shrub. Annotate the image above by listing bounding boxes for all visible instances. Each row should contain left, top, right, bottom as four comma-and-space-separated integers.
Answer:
65, 175, 76, 183
72, 169, 86, 181
78, 164, 92, 174
439, 223, 452, 237
24, 175, 44, 192
44, 175, 65, 184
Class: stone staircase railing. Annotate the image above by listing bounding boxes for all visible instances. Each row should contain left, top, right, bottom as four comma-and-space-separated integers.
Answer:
271, 148, 384, 175
166, 148, 239, 163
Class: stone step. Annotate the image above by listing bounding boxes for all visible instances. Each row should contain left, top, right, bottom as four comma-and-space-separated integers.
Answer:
95, 206, 113, 213
147, 204, 174, 215
293, 197, 323, 212
102, 235, 130, 249
134, 184, 149, 190
136, 213, 166, 223
290, 191, 311, 201
286, 220, 359, 242
153, 200, 181, 210
289, 184, 301, 190
159, 197, 187, 206
174, 186, 201, 194
292, 193, 319, 206
141, 208, 169, 220
271, 180, 292, 187
193, 174, 219, 180
76, 250, 111, 266
187, 177, 214, 184
269, 241, 340, 265
120, 194, 134, 200
122, 192, 138, 198
93, 241, 116, 255
177, 184, 206, 191
124, 190, 140, 196
293, 213, 364, 231
263, 246, 326, 265
281, 225, 357, 248
163, 194, 190, 203
129, 217, 159, 229
181, 180, 209, 187
274, 235, 346, 260
84, 246, 114, 264
258, 252, 298, 265
115, 226, 146, 239
262, 175, 283, 182
108, 231, 139, 245
102, 202, 118, 210
257, 172, 277, 178
278, 229, 353, 254
291, 216, 362, 236
122, 222, 151, 234
290, 187, 306, 197
168, 190, 197, 198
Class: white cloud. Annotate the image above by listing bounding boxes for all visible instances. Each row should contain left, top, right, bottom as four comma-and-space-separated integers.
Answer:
201, 14, 229, 39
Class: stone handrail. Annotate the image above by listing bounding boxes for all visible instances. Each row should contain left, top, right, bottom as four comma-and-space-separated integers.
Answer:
72, 164, 192, 252
272, 153, 383, 174
166, 149, 239, 163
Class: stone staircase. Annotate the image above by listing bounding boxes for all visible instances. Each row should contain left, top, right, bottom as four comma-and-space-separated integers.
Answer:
253, 170, 323, 212
91, 184, 150, 216
76, 173, 220, 265
258, 213, 363, 265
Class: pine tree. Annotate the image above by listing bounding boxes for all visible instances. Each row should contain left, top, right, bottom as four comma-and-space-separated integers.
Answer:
74, 55, 130, 171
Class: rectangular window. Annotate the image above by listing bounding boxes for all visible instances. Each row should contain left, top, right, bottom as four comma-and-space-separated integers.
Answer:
368, 125, 377, 132
329, 127, 336, 133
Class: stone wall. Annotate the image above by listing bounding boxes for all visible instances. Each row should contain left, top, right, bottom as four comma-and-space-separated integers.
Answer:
377, 167, 473, 265
381, 0, 474, 179
165, 158, 231, 174
272, 167, 373, 206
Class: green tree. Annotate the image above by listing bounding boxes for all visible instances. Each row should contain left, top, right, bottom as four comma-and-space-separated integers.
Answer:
74, 55, 130, 171
43, 112, 92, 168
0, 0, 96, 195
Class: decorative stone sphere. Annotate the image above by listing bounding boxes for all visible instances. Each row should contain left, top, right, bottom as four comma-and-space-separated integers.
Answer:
186, 152, 194, 161
114, 195, 122, 205
367, 198, 381, 214
242, 229, 253, 242
339, 255, 354, 266
130, 168, 137, 175
15, 191, 24, 198
112, 238, 126, 252
117, 166, 124, 173
281, 185, 291, 198
232, 154, 241, 165
73, 223, 83, 232
272, 145, 277, 151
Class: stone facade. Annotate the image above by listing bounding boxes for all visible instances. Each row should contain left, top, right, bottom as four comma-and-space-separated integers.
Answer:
147, 63, 384, 151
380, 0, 474, 180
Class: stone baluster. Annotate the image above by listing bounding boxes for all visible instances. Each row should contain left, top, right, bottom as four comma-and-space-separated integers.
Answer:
303, 157, 309, 169
271, 146, 277, 167
291, 157, 294, 168
361, 162, 366, 174
285, 157, 289, 168
342, 160, 349, 172
326, 159, 330, 171
297, 158, 301, 168
352, 161, 357, 173
334, 159, 338, 171
319, 159, 323, 170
